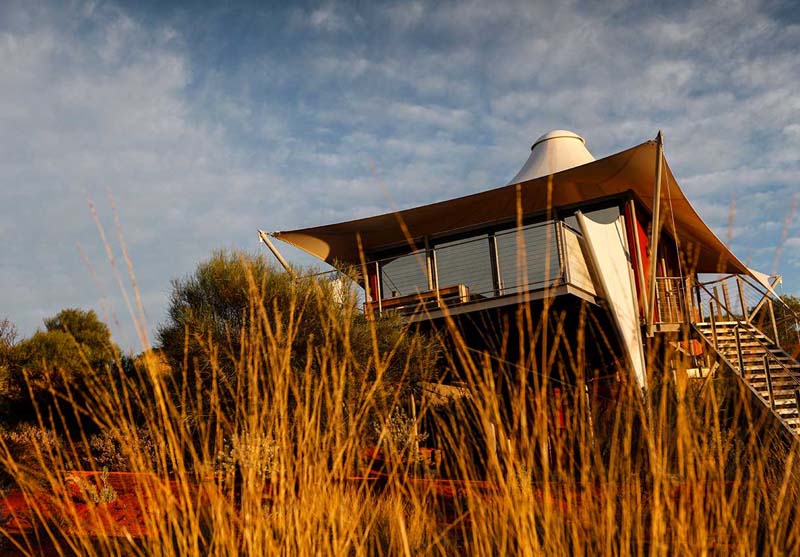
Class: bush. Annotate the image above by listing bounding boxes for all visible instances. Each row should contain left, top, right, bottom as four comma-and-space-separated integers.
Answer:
0, 423, 63, 489
1, 309, 120, 426
157, 250, 441, 438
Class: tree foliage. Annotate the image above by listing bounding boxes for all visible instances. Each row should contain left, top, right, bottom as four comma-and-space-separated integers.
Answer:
776, 294, 800, 357
1, 309, 118, 423
157, 250, 441, 432
14, 308, 118, 376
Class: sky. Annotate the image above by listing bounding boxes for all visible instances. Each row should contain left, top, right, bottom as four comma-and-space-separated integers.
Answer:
1, 0, 799, 351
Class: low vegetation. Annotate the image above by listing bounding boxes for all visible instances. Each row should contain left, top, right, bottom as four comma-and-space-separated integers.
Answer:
0, 250, 799, 555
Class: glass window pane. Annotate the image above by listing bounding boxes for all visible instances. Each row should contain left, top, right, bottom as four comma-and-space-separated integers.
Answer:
434, 235, 494, 298
495, 222, 561, 294
380, 252, 428, 298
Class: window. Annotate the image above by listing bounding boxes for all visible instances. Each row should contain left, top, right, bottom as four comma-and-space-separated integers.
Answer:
434, 235, 494, 297
495, 223, 561, 294
380, 251, 428, 298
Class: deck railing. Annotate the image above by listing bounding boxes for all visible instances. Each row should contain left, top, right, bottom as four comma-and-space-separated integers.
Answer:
692, 273, 800, 349
654, 277, 686, 324
364, 220, 597, 317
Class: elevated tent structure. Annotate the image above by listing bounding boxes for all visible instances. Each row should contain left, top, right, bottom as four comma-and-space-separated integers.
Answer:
269, 137, 748, 276
265, 129, 800, 439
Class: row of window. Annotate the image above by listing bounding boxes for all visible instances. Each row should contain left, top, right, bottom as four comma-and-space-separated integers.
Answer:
377, 221, 563, 300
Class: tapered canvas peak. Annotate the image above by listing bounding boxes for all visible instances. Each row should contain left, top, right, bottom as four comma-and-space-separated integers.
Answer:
508, 129, 595, 184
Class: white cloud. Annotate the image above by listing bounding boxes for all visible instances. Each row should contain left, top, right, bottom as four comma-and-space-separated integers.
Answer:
0, 3, 287, 348
3, 0, 800, 350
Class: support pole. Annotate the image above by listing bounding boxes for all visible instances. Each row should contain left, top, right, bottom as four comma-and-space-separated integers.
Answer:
696, 284, 704, 322
685, 275, 695, 323
722, 282, 732, 321
489, 232, 503, 296
375, 261, 382, 315
710, 301, 718, 351
258, 230, 295, 277
629, 199, 649, 323
769, 301, 780, 348
746, 274, 782, 324
646, 131, 664, 337
424, 236, 434, 291
736, 276, 749, 321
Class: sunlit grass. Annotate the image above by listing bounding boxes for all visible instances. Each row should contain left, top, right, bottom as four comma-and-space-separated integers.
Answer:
1, 257, 799, 557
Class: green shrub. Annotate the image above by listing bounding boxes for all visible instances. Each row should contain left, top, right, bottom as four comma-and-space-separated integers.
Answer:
157, 250, 441, 439
1, 309, 120, 426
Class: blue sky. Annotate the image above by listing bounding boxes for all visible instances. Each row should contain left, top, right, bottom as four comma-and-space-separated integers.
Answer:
1, 0, 799, 351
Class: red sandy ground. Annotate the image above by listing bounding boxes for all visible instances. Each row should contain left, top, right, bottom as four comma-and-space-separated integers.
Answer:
0, 471, 737, 553
0, 468, 519, 554
1, 472, 185, 539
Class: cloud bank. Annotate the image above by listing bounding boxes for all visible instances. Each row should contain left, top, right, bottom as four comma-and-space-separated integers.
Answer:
1, 0, 798, 349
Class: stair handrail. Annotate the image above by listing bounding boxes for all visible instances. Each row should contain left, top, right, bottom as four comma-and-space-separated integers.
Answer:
695, 281, 740, 322
696, 273, 800, 324
738, 274, 800, 323
692, 320, 800, 435
694, 277, 799, 350
741, 323, 800, 410
696, 274, 737, 287
691, 322, 743, 379
732, 274, 800, 349
742, 324, 800, 383
735, 275, 800, 330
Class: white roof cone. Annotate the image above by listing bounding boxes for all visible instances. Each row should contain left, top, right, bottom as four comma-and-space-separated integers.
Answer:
508, 130, 595, 184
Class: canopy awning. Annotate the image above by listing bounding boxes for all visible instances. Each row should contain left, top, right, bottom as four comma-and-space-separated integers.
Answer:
269, 139, 748, 275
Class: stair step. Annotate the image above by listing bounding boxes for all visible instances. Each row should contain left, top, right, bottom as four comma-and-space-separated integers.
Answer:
745, 367, 800, 375
741, 363, 800, 371
749, 378, 800, 386
742, 368, 800, 377
717, 343, 774, 351
733, 352, 797, 360
748, 380, 800, 389
748, 381, 800, 390
749, 380, 800, 390
735, 361, 798, 369
717, 340, 772, 346
719, 351, 787, 359
751, 390, 800, 402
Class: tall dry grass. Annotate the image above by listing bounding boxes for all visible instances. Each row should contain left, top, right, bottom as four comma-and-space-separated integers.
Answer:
1, 259, 799, 557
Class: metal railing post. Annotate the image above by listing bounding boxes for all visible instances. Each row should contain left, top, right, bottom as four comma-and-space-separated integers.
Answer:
431, 249, 441, 307
710, 301, 718, 350
795, 389, 800, 421
489, 232, 502, 297
695, 282, 704, 322
375, 261, 382, 315
685, 276, 694, 323
722, 282, 733, 321
735, 326, 745, 376
764, 354, 775, 410
768, 300, 780, 348
424, 237, 435, 291
559, 222, 570, 285
713, 286, 723, 321
736, 275, 749, 321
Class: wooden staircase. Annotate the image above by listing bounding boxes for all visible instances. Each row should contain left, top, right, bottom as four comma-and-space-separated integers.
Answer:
694, 320, 800, 435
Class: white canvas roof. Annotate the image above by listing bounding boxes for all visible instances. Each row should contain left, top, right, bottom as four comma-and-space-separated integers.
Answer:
508, 130, 596, 184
